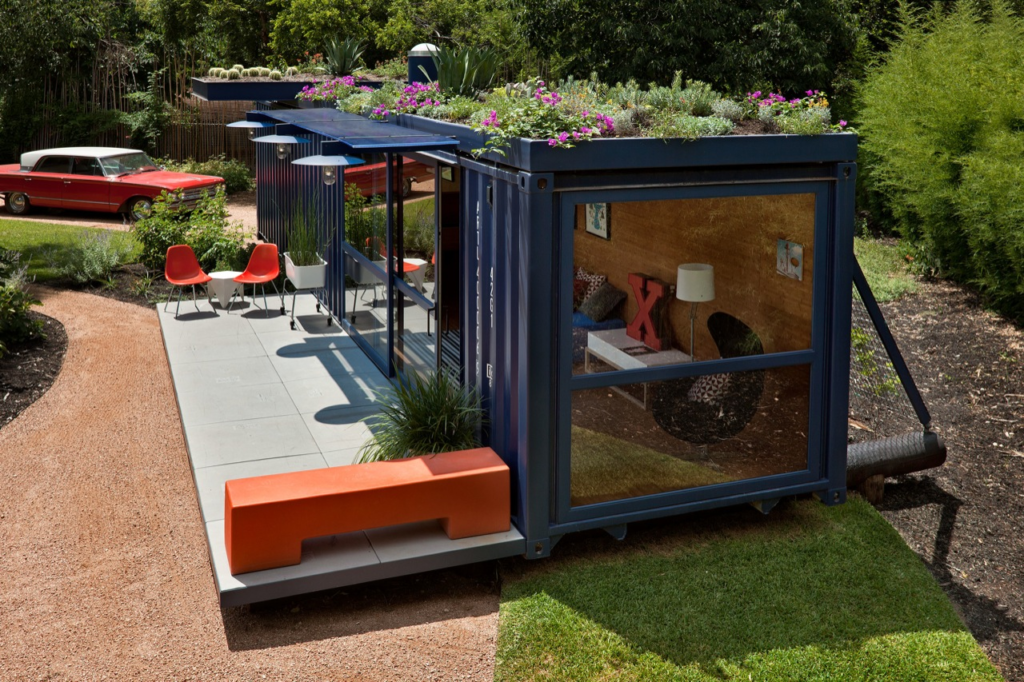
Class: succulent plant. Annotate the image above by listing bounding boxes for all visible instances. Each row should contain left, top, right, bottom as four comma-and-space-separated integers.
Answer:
269, 70, 282, 80
285, 66, 299, 77
240, 68, 251, 77
207, 67, 218, 77
226, 68, 242, 80
259, 67, 272, 77
231, 64, 244, 72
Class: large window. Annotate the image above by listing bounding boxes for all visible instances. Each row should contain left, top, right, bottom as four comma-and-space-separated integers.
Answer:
565, 190, 822, 508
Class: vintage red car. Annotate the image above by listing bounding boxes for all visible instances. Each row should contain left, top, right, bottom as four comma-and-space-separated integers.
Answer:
0, 147, 224, 220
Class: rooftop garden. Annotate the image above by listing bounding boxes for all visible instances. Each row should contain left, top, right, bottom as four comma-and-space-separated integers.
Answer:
295, 53, 850, 152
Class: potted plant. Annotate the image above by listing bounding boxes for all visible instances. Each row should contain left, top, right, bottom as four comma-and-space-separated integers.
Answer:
358, 368, 485, 463
284, 200, 328, 289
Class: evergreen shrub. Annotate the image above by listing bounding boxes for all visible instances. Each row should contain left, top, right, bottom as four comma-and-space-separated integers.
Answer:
859, 1, 1024, 316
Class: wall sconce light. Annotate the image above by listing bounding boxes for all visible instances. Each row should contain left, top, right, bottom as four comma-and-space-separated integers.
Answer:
292, 153, 365, 186
676, 263, 715, 361
253, 134, 311, 160
225, 120, 274, 140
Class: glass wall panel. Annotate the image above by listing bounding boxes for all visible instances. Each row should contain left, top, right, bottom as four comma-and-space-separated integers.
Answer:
570, 365, 811, 507
399, 154, 436, 297
571, 194, 816, 376
345, 255, 388, 358
395, 289, 436, 378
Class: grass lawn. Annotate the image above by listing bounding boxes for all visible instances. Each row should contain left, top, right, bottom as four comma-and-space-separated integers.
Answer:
496, 497, 1000, 681
854, 237, 918, 303
0, 218, 139, 282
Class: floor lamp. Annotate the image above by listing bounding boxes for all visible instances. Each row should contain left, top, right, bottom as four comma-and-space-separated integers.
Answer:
676, 264, 715, 361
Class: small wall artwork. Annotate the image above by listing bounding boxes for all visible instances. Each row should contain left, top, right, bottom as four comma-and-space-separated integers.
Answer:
585, 203, 610, 239
776, 239, 804, 281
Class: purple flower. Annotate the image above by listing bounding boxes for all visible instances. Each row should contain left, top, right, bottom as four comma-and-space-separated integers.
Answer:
341, 75, 355, 87
558, 131, 569, 143
548, 138, 557, 147
806, 90, 814, 96
360, 86, 373, 93
839, 120, 847, 128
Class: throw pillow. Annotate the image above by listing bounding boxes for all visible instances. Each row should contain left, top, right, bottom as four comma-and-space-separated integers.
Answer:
687, 373, 732, 404
573, 279, 588, 311
575, 266, 606, 302
579, 281, 626, 322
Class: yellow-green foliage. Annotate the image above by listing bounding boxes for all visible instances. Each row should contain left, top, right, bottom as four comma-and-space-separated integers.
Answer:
859, 1, 1024, 317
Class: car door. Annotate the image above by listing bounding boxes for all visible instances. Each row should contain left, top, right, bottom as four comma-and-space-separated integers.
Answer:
29, 155, 70, 208
65, 157, 112, 212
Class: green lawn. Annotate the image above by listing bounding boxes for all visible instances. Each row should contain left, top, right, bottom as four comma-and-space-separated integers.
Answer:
0, 219, 139, 282
496, 497, 1000, 681
854, 237, 918, 303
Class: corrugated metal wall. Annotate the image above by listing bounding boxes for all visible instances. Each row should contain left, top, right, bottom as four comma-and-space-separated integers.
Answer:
254, 126, 346, 322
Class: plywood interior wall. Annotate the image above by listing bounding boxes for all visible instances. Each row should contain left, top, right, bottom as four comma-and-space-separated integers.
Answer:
573, 193, 817, 356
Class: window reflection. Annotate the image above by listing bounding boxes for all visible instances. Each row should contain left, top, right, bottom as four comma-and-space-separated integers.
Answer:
570, 366, 811, 507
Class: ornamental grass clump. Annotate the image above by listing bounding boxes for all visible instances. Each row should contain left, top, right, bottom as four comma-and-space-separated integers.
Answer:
358, 369, 485, 463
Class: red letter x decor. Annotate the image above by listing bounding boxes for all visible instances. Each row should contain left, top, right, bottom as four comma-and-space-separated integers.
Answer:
626, 273, 672, 350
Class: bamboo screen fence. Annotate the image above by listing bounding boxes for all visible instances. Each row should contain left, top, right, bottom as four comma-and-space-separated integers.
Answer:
30, 42, 258, 167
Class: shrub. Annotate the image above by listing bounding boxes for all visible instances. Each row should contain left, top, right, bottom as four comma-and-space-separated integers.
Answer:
859, 0, 1024, 316
646, 114, 734, 139
132, 187, 247, 272
357, 368, 484, 462
50, 230, 138, 284
0, 253, 44, 359
711, 98, 744, 122
157, 154, 254, 194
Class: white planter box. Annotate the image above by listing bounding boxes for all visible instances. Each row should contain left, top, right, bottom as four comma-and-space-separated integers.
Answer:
284, 252, 327, 290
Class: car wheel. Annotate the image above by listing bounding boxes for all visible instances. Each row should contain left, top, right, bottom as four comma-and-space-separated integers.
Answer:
403, 178, 413, 197
127, 196, 153, 222
6, 192, 30, 215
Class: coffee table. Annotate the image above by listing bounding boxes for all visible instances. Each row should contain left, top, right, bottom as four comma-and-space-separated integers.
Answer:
207, 271, 242, 309
585, 328, 691, 409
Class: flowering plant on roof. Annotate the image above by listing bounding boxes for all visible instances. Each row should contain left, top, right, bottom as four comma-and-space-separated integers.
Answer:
470, 79, 615, 157
297, 75, 367, 102
370, 81, 443, 120
745, 89, 849, 134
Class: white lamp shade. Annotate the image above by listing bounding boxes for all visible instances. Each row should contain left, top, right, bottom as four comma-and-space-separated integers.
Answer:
676, 263, 715, 302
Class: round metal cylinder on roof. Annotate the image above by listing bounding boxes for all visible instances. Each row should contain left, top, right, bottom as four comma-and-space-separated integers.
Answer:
408, 43, 439, 85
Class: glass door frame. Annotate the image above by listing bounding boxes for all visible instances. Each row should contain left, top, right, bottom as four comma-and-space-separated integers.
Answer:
340, 151, 440, 379
553, 181, 836, 525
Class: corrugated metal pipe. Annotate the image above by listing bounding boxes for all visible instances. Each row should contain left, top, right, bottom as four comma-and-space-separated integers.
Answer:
847, 431, 947, 488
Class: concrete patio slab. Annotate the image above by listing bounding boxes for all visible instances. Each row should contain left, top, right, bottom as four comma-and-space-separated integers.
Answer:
169, 355, 280, 394
176, 381, 298, 428
158, 290, 526, 606
185, 414, 320, 468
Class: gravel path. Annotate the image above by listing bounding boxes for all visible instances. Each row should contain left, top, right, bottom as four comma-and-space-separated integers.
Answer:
0, 287, 498, 681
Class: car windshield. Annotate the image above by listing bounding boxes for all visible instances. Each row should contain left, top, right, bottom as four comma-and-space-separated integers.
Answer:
100, 152, 158, 176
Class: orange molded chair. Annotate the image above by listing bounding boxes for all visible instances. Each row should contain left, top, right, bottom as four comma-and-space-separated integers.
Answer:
367, 237, 421, 276
231, 243, 283, 317
164, 245, 213, 317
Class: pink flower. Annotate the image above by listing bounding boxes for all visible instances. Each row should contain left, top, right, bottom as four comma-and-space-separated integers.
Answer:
548, 138, 557, 147
558, 132, 569, 143
839, 120, 847, 127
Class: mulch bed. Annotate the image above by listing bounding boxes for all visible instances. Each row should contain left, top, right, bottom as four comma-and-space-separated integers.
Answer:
0, 312, 68, 428
2, 271, 1022, 679
870, 279, 1024, 681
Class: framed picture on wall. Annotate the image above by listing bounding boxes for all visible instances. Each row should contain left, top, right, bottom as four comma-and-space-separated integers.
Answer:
585, 203, 611, 239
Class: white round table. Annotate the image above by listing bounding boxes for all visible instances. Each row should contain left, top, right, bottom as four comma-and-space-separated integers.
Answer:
208, 271, 242, 309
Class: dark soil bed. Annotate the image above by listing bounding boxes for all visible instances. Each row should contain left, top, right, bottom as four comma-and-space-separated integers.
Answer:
0, 312, 67, 427
868, 279, 1024, 681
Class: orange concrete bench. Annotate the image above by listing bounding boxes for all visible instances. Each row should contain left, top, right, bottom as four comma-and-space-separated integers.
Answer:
224, 447, 510, 575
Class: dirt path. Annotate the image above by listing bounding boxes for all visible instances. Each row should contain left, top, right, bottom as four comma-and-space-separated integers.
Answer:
0, 288, 498, 681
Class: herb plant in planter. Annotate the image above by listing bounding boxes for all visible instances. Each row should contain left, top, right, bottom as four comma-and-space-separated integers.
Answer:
358, 369, 485, 463
284, 200, 328, 290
